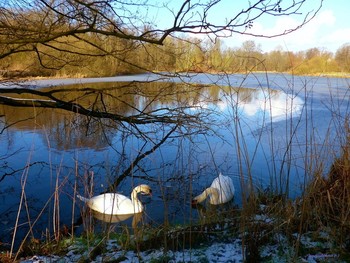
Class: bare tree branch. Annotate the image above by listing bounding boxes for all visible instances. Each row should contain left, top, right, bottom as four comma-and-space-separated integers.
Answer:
0, 0, 323, 59
106, 123, 179, 191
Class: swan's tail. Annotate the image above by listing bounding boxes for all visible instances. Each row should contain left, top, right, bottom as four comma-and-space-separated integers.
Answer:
77, 194, 89, 203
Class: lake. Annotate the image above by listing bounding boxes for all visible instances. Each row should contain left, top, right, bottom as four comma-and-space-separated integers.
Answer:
0, 72, 349, 250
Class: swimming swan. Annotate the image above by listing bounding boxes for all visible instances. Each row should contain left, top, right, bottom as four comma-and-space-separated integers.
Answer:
192, 173, 234, 205
77, 184, 152, 215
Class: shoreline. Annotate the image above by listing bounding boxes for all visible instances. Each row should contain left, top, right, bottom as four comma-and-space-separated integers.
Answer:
0, 71, 349, 91
1, 70, 350, 85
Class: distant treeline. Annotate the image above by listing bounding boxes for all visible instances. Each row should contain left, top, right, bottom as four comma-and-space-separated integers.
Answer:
1, 34, 349, 78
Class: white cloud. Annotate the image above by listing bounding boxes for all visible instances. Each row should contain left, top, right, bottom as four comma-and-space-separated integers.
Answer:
316, 10, 336, 26
224, 9, 347, 52
320, 28, 350, 46
262, 10, 337, 50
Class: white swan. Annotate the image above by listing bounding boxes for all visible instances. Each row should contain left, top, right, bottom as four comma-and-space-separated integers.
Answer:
77, 184, 152, 215
192, 173, 235, 205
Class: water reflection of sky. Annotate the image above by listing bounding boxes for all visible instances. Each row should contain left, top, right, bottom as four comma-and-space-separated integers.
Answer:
220, 88, 303, 123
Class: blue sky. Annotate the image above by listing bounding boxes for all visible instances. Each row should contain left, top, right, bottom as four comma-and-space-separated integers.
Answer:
151, 0, 349, 53
223, 0, 350, 53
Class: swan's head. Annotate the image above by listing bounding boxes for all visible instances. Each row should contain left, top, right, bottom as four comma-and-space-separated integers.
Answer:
191, 196, 200, 206
134, 184, 152, 196
191, 187, 217, 206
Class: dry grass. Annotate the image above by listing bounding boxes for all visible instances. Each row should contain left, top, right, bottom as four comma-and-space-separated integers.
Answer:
0, 252, 13, 263
237, 119, 350, 260
302, 121, 350, 250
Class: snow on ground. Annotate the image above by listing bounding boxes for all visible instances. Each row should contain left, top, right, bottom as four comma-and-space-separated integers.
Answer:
19, 234, 343, 263
19, 240, 244, 263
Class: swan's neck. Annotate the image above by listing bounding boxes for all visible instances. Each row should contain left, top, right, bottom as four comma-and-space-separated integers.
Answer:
194, 187, 219, 204
130, 186, 146, 214
131, 188, 142, 205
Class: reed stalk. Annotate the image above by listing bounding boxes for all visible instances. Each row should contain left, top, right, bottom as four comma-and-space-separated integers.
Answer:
9, 151, 32, 258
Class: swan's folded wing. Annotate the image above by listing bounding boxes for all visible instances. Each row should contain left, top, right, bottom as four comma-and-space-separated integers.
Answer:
87, 193, 142, 215
211, 175, 235, 204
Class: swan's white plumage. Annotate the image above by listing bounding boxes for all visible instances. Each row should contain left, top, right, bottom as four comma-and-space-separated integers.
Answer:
192, 173, 235, 205
77, 185, 151, 215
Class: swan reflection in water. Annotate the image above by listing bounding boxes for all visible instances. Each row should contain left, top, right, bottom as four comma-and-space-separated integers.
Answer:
91, 210, 144, 229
